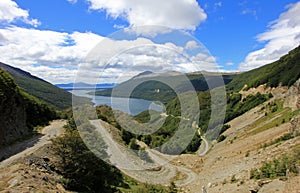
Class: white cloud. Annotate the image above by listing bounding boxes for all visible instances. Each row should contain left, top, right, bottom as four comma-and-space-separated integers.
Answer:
239, 2, 300, 71
0, 26, 103, 83
85, 0, 207, 30
190, 53, 220, 71
0, 0, 40, 27
185, 40, 199, 50
226, 62, 234, 66
67, 0, 77, 4
23, 65, 78, 84
0, 26, 217, 83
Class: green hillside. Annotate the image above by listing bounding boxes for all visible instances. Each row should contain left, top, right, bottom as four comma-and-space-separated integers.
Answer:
227, 45, 300, 91
127, 46, 300, 151
95, 73, 234, 104
0, 62, 88, 110
0, 68, 57, 146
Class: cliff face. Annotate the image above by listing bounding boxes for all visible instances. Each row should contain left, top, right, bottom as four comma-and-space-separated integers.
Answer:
0, 69, 30, 146
284, 78, 300, 111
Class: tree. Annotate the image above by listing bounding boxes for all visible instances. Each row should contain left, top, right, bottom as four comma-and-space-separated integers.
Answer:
52, 118, 123, 192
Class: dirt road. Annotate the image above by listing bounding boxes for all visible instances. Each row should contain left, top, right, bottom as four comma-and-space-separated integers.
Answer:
0, 120, 66, 169
90, 119, 199, 187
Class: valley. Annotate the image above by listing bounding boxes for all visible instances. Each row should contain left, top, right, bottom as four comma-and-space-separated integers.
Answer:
0, 46, 300, 192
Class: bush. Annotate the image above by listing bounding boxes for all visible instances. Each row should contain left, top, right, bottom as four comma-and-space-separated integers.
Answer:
250, 149, 299, 180
51, 118, 124, 192
217, 135, 226, 143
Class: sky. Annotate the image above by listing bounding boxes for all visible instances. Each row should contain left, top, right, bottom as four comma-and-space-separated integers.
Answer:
0, 0, 300, 84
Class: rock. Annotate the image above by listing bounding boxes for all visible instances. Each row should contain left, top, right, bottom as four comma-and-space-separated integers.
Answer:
207, 182, 212, 188
257, 179, 285, 193
290, 115, 300, 137
284, 78, 300, 111
8, 178, 18, 188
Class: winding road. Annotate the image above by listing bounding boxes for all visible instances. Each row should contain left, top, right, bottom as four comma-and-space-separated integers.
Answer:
198, 129, 210, 156
90, 119, 199, 187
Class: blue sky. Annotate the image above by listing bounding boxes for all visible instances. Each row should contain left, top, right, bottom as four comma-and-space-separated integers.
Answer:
0, 0, 300, 83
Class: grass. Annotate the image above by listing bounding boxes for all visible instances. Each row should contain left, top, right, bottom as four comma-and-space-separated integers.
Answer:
260, 133, 295, 149
118, 175, 171, 192
250, 145, 300, 180
251, 108, 298, 136
243, 100, 300, 136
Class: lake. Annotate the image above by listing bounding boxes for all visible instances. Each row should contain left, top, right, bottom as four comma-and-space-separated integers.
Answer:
70, 90, 164, 115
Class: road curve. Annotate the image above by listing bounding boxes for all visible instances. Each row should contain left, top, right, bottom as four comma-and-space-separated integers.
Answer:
90, 119, 199, 187
0, 120, 66, 169
198, 129, 210, 156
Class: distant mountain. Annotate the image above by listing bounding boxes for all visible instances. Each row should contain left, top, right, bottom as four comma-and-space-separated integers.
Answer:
227, 45, 300, 91
131, 71, 154, 79
0, 62, 88, 110
94, 71, 235, 103
56, 82, 116, 90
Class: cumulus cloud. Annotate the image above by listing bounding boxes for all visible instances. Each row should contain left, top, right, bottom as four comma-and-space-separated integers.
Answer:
85, 0, 207, 30
0, 0, 40, 27
185, 40, 199, 50
239, 2, 300, 71
23, 65, 77, 84
0, 26, 103, 82
190, 53, 220, 71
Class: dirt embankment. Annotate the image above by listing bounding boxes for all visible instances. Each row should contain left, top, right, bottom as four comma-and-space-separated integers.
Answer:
0, 120, 70, 192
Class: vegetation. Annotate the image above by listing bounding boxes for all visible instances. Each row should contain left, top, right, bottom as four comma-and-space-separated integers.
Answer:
261, 133, 294, 149
0, 62, 89, 110
52, 118, 125, 192
217, 134, 226, 143
81, 46, 300, 156
0, 68, 58, 145
247, 100, 300, 136
225, 92, 272, 123
52, 115, 175, 192
250, 147, 300, 180
95, 73, 234, 104
227, 45, 300, 91
20, 90, 58, 129
96, 105, 121, 128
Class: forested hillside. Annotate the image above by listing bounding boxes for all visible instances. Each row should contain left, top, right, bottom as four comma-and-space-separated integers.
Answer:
227, 45, 300, 91
0, 62, 88, 110
0, 68, 57, 146
95, 72, 234, 104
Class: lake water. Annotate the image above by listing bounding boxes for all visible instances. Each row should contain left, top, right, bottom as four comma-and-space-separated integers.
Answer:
70, 90, 164, 115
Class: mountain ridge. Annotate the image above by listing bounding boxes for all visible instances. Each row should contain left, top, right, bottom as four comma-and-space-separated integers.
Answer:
0, 62, 88, 110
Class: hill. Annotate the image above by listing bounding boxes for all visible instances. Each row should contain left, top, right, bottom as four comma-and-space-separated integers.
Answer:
127, 46, 300, 153
227, 45, 300, 91
94, 72, 234, 103
0, 62, 87, 110
0, 68, 57, 147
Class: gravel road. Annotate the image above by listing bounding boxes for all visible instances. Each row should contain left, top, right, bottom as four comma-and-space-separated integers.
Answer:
90, 119, 199, 187
0, 120, 66, 169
